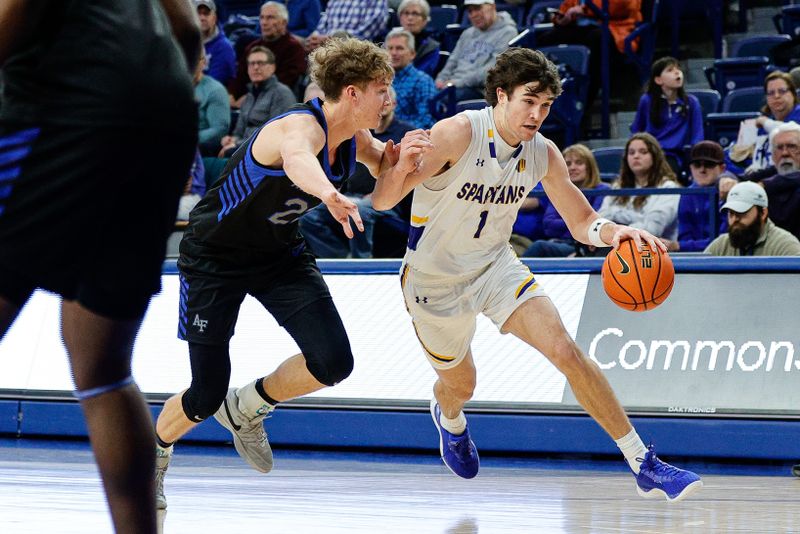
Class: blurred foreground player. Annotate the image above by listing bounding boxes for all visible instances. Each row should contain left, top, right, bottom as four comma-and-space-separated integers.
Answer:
0, 1, 199, 532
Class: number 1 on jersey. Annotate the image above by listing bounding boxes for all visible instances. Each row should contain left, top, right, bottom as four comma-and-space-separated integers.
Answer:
474, 210, 488, 238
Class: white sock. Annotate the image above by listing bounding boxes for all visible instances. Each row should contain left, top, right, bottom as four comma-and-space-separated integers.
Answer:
236, 379, 275, 419
615, 429, 648, 474
439, 410, 467, 435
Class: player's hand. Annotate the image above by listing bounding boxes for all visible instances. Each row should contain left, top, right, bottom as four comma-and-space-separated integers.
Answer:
322, 190, 363, 239
396, 129, 433, 175
610, 226, 666, 253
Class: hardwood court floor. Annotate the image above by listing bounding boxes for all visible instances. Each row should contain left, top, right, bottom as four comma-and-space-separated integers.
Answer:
0, 439, 797, 534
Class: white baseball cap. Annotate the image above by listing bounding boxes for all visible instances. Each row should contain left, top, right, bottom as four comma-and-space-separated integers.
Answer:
720, 182, 768, 213
464, 0, 495, 5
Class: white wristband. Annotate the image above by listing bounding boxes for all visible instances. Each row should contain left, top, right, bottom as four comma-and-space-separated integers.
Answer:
588, 218, 612, 247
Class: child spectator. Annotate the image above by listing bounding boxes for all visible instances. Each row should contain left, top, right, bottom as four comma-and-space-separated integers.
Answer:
630, 57, 703, 169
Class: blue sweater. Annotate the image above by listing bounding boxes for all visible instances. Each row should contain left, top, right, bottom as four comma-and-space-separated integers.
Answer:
676, 182, 727, 252
204, 29, 236, 86
283, 0, 321, 38
631, 93, 703, 157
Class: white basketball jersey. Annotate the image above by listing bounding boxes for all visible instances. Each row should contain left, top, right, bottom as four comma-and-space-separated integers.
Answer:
403, 107, 549, 277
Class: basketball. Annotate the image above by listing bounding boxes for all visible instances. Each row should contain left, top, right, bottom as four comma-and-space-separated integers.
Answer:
601, 240, 674, 311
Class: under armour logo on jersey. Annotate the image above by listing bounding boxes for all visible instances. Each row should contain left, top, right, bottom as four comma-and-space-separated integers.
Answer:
193, 314, 208, 333
475, 158, 485, 167
416, 296, 428, 304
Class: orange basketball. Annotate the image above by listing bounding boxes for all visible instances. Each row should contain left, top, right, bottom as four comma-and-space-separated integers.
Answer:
601, 240, 674, 312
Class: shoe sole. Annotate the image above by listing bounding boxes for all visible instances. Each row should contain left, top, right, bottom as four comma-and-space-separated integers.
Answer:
213, 392, 273, 474
636, 479, 703, 502
429, 399, 478, 479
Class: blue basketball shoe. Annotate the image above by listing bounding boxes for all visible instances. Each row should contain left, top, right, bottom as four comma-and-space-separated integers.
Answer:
430, 399, 479, 479
635, 444, 703, 501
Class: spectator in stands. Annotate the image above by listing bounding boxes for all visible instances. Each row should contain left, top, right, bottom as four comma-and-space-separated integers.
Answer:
599, 132, 681, 240
305, 0, 389, 51
300, 87, 416, 258
194, 50, 231, 156
630, 56, 703, 170
386, 28, 437, 129
536, 0, 642, 109
435, 0, 517, 102
196, 0, 237, 87
230, 2, 308, 107
662, 141, 731, 253
219, 47, 296, 156
729, 71, 800, 175
523, 144, 610, 257
178, 149, 208, 222
723, 122, 800, 241
397, 0, 441, 77
704, 181, 800, 256
283, 0, 321, 38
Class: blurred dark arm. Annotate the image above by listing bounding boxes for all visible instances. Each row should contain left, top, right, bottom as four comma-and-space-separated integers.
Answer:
157, 0, 202, 72
0, 0, 28, 65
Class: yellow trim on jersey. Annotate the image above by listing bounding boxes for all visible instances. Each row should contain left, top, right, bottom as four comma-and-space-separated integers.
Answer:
400, 264, 409, 289
411, 215, 429, 224
488, 128, 494, 139
515, 274, 539, 299
412, 321, 456, 363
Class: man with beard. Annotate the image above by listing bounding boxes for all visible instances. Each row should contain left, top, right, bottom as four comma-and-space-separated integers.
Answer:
719, 122, 800, 240
704, 182, 800, 256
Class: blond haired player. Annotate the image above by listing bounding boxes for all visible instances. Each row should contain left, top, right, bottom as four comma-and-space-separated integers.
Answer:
374, 47, 702, 501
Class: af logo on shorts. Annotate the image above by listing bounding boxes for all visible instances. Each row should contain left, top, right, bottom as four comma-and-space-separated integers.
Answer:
193, 314, 208, 333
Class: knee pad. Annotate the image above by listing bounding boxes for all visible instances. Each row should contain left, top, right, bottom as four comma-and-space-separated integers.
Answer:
181, 342, 231, 422
305, 338, 354, 387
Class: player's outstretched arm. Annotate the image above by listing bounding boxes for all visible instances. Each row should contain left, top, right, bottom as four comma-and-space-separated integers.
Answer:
541, 139, 665, 252
372, 115, 470, 210
272, 115, 364, 236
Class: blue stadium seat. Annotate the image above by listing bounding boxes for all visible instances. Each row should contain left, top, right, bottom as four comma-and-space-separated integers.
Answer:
592, 147, 625, 181
525, 0, 562, 25
441, 24, 465, 53
721, 87, 765, 113
624, 0, 661, 83
433, 50, 450, 78
688, 89, 721, 117
427, 5, 459, 36
705, 111, 760, 147
539, 45, 591, 136
773, 5, 800, 37
731, 34, 792, 58
218, 0, 261, 19
703, 56, 770, 97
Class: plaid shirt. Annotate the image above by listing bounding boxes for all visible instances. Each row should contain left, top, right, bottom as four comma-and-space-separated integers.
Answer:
314, 0, 388, 41
393, 64, 436, 129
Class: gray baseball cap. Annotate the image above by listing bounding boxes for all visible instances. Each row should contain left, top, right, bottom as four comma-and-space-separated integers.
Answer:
195, 0, 216, 11
720, 181, 768, 213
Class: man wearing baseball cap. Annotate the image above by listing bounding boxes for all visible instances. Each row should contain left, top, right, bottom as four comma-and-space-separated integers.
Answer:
195, 0, 236, 86
704, 181, 800, 255
434, 0, 517, 101
663, 140, 735, 252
